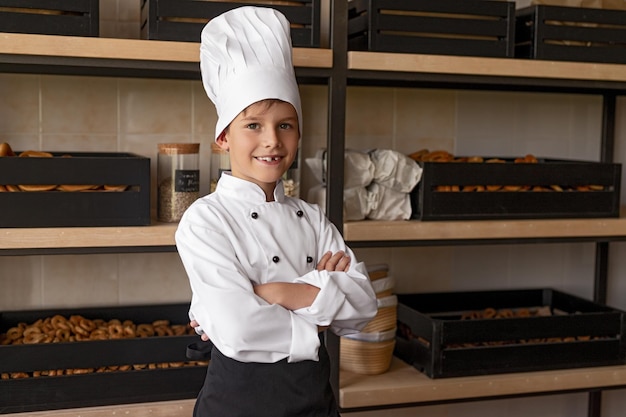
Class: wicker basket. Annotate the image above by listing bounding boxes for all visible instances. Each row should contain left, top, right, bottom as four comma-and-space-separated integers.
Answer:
340, 328, 396, 375
367, 264, 389, 281
361, 295, 397, 333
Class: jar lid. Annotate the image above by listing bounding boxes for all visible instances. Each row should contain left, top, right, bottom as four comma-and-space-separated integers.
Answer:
158, 143, 200, 155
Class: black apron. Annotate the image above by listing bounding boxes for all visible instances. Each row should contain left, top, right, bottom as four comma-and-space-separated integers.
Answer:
188, 335, 340, 417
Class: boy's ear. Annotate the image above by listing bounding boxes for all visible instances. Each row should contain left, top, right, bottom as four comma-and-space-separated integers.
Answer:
216, 131, 229, 151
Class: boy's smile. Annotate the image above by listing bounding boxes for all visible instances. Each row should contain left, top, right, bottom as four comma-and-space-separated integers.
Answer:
217, 100, 300, 200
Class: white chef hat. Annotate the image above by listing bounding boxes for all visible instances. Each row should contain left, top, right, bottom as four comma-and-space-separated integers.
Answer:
200, 6, 302, 141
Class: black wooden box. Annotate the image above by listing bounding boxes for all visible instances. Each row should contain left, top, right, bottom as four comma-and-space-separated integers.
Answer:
0, 152, 150, 227
410, 157, 621, 221
515, 5, 626, 64
140, 0, 321, 47
0, 0, 99, 37
0, 303, 206, 414
395, 289, 626, 379
347, 0, 515, 57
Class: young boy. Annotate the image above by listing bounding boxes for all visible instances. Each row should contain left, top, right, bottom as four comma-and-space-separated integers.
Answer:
175, 6, 377, 416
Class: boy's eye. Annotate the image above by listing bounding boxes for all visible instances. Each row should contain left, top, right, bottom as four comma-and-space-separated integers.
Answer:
279, 122, 292, 129
246, 123, 260, 129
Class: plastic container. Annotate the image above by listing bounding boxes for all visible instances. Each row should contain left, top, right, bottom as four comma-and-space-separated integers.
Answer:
157, 143, 200, 222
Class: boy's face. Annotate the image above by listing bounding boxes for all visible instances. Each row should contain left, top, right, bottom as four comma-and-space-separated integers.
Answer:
217, 100, 300, 198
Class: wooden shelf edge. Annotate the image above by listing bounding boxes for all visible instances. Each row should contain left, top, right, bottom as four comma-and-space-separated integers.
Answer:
348, 51, 626, 84
343, 212, 626, 243
0, 222, 177, 250
4, 213, 626, 250
0, 33, 332, 69
339, 357, 626, 409
12, 399, 195, 417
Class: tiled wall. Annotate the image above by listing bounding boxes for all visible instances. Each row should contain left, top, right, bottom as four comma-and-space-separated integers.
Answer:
1, 1, 626, 416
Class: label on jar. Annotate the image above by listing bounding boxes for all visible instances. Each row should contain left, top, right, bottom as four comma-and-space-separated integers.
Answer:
175, 170, 200, 192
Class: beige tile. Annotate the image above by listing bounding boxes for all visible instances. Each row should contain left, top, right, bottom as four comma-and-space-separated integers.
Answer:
118, 252, 191, 304
119, 0, 141, 22
192, 81, 218, 135
99, 0, 118, 21
41, 75, 117, 134
394, 88, 456, 155
42, 134, 118, 152
42, 255, 119, 308
346, 86, 394, 151
119, 78, 192, 134
99, 20, 118, 39
390, 247, 454, 294
0, 256, 43, 310
0, 74, 40, 134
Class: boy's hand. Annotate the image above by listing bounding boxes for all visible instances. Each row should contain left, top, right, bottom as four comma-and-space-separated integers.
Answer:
317, 251, 350, 272
189, 319, 210, 341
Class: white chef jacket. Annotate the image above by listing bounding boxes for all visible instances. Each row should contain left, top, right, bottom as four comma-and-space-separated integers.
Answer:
175, 173, 377, 364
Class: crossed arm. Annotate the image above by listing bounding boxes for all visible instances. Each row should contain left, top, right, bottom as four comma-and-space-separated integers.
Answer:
190, 250, 351, 340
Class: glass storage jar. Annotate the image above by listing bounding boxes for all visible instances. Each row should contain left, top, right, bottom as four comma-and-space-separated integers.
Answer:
210, 143, 230, 193
157, 143, 200, 222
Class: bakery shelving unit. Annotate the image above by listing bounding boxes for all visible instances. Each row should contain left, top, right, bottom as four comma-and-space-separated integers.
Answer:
1, 2, 626, 416
324, 3, 626, 417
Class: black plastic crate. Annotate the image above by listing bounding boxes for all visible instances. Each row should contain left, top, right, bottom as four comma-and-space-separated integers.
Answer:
395, 289, 626, 378
516, 5, 626, 64
0, 152, 150, 227
140, 0, 321, 47
410, 157, 621, 221
0, 0, 99, 37
0, 303, 206, 414
347, 0, 515, 57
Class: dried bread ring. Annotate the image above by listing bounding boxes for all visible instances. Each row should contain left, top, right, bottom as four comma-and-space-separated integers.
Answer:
136, 324, 154, 337
51, 315, 69, 330
18, 184, 57, 191
57, 184, 97, 192
6, 326, 23, 341
55, 328, 71, 342
79, 318, 96, 333
104, 184, 128, 192
18, 150, 53, 158
108, 324, 125, 339
5, 185, 20, 192
408, 149, 429, 161
0, 142, 15, 157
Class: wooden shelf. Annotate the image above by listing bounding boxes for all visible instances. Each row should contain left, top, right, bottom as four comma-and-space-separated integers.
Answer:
344, 212, 626, 244
4, 212, 626, 251
339, 357, 626, 409
0, 221, 177, 250
0, 33, 333, 78
348, 51, 626, 84
12, 399, 195, 417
